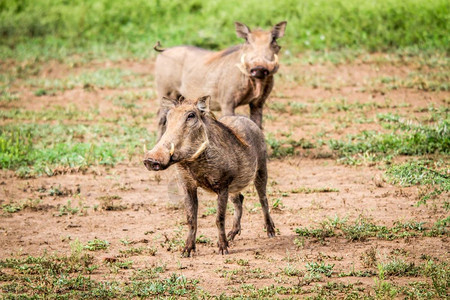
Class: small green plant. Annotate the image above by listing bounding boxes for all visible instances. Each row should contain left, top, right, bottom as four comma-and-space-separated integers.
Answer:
2, 203, 23, 213
110, 260, 133, 270
84, 239, 110, 251
295, 219, 337, 241
119, 247, 144, 256
425, 216, 450, 237
360, 247, 377, 268
98, 195, 127, 211
293, 237, 305, 248
306, 261, 335, 277
283, 264, 301, 276
0, 89, 20, 102
131, 264, 167, 281
237, 259, 249, 267
288, 102, 308, 114
374, 263, 399, 299
385, 159, 449, 205
271, 198, 284, 210
268, 102, 287, 113
196, 235, 211, 244
160, 226, 185, 252
266, 133, 316, 158
57, 200, 80, 216
291, 186, 339, 194
380, 258, 421, 277
202, 206, 217, 217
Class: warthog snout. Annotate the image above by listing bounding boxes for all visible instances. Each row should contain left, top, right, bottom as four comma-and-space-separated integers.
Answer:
250, 66, 269, 79
143, 142, 174, 171
240, 53, 279, 80
143, 158, 162, 171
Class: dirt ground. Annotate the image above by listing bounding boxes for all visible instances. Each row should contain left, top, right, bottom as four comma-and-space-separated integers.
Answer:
0, 53, 449, 297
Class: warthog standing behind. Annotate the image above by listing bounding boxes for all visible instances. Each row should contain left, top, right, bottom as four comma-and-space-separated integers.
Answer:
143, 96, 275, 256
154, 21, 287, 137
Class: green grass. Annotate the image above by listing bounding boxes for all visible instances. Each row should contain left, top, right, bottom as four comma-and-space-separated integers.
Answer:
0, 0, 448, 61
0, 123, 156, 177
57, 200, 81, 216
105, 90, 155, 109
378, 71, 449, 92
294, 216, 449, 242
266, 133, 316, 158
385, 159, 449, 205
385, 160, 449, 187
0, 89, 20, 103
305, 261, 335, 278
291, 186, 339, 194
329, 114, 449, 165
0, 105, 96, 121
0, 253, 200, 298
26, 68, 152, 90
84, 239, 110, 251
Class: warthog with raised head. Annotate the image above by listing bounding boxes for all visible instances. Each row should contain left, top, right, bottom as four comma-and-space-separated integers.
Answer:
154, 21, 287, 137
143, 96, 275, 256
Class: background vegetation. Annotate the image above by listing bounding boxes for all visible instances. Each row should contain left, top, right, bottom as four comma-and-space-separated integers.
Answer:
1, 0, 449, 60
1, 1, 449, 298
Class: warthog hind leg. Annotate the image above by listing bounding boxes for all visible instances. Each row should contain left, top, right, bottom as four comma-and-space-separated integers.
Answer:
255, 167, 276, 237
216, 188, 229, 254
182, 186, 198, 257
227, 193, 244, 241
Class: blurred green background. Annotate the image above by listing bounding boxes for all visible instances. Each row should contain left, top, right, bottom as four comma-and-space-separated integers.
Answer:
1, 0, 449, 60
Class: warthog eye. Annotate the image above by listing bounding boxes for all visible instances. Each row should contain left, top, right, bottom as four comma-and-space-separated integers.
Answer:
186, 112, 196, 121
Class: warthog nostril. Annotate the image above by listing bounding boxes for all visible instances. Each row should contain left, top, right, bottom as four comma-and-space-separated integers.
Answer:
250, 66, 269, 79
143, 159, 161, 171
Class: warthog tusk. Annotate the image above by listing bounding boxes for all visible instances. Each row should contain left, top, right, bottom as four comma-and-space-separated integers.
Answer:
236, 63, 250, 76
170, 143, 175, 156
236, 54, 250, 76
273, 54, 279, 65
187, 141, 208, 161
143, 144, 147, 153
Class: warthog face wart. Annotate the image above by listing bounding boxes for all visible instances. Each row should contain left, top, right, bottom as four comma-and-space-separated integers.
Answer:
144, 96, 210, 171
235, 21, 286, 79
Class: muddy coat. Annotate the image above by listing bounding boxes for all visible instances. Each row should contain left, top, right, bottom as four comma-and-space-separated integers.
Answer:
154, 21, 287, 137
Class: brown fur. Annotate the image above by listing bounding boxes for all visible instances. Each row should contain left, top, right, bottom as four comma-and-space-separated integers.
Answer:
205, 45, 243, 65
143, 96, 275, 256
154, 21, 287, 138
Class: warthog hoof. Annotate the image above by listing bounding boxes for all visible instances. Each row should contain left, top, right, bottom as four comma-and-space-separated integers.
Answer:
181, 245, 196, 257
266, 221, 276, 238
227, 228, 241, 241
217, 240, 229, 255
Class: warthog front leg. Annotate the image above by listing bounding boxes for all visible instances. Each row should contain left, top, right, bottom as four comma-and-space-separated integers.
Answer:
182, 186, 198, 257
220, 99, 236, 117
249, 102, 264, 129
216, 188, 229, 254
255, 167, 276, 237
227, 193, 244, 241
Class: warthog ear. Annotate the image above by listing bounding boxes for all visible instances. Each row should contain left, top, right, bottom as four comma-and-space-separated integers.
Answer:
235, 22, 251, 40
272, 21, 287, 39
161, 97, 178, 109
196, 95, 211, 113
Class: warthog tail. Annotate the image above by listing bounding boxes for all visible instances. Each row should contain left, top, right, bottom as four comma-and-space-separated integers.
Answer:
154, 41, 166, 52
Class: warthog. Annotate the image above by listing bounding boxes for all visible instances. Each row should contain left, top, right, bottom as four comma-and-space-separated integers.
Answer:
154, 21, 287, 137
143, 96, 275, 256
